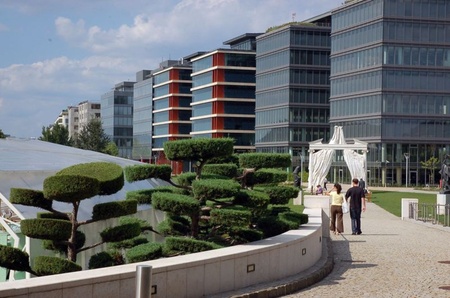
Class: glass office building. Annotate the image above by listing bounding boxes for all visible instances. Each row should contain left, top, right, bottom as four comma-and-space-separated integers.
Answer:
132, 70, 153, 162
255, 19, 331, 166
330, 0, 450, 186
101, 81, 134, 158
188, 33, 260, 152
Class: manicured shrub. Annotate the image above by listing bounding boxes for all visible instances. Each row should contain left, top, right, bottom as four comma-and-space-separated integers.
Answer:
233, 190, 270, 209
43, 231, 86, 252
108, 236, 149, 250
203, 163, 238, 178
279, 211, 308, 226
9, 188, 52, 210
20, 219, 72, 240
37, 212, 69, 220
126, 187, 174, 204
92, 200, 138, 221
256, 216, 289, 238
157, 216, 191, 236
239, 153, 291, 169
0, 246, 31, 272
88, 252, 115, 269
43, 175, 100, 202
209, 208, 252, 227
124, 164, 172, 182
126, 242, 163, 263
165, 237, 222, 253
229, 228, 263, 243
176, 173, 228, 186
164, 138, 234, 162
152, 192, 200, 215
34, 256, 81, 275
254, 169, 287, 184
192, 179, 241, 202
265, 186, 299, 205
100, 223, 141, 243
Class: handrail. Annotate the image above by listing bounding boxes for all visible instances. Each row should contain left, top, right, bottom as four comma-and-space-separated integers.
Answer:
409, 202, 450, 227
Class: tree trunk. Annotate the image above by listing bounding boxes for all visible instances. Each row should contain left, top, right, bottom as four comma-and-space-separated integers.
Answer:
67, 202, 80, 262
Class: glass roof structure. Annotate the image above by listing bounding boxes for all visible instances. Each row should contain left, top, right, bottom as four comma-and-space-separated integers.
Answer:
0, 138, 167, 220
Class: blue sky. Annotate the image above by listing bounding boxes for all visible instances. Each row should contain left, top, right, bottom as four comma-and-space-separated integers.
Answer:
0, 0, 342, 138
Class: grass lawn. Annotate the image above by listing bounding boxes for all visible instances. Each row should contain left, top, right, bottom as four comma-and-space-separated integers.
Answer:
370, 190, 437, 217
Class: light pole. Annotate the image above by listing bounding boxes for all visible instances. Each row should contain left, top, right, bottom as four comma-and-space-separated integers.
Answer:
404, 153, 410, 187
385, 160, 389, 187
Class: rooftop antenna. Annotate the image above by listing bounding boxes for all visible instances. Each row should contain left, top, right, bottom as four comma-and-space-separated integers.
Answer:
292, 12, 296, 22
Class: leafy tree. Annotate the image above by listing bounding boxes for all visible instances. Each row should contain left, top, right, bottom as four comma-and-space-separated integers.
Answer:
0, 129, 5, 138
421, 156, 440, 185
103, 141, 119, 156
39, 125, 73, 146
74, 119, 110, 153
124, 138, 306, 252
0, 162, 144, 276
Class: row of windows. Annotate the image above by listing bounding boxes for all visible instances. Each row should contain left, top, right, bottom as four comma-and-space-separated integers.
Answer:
384, 46, 450, 67
231, 39, 256, 51
153, 97, 192, 110
383, 70, 450, 92
332, 22, 383, 53
193, 101, 255, 117
223, 118, 254, 130
114, 95, 133, 105
332, 119, 381, 139
332, 0, 382, 32
257, 29, 330, 55
193, 56, 212, 73
133, 121, 152, 134
114, 106, 133, 116
257, 69, 330, 90
154, 85, 169, 98
255, 127, 329, 143
152, 137, 168, 148
224, 86, 255, 99
192, 118, 211, 132
114, 117, 133, 126
113, 128, 133, 137
225, 70, 256, 83
331, 70, 382, 96
331, 94, 382, 118
154, 71, 169, 85
153, 110, 191, 123
223, 133, 255, 146
134, 97, 153, 110
154, 124, 168, 135
178, 69, 192, 81
192, 87, 212, 102
384, 0, 450, 19
256, 88, 330, 108
133, 108, 152, 122
192, 72, 212, 88
192, 103, 212, 117
331, 46, 382, 75
255, 107, 329, 125
257, 49, 330, 72
225, 53, 256, 67
384, 21, 450, 44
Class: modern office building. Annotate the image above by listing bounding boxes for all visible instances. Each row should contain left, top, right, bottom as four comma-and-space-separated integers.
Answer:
187, 33, 260, 152
101, 81, 135, 158
132, 70, 153, 162
151, 60, 193, 173
255, 19, 332, 167
329, 0, 450, 186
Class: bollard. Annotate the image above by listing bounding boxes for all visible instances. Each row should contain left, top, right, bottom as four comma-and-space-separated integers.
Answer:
136, 265, 152, 298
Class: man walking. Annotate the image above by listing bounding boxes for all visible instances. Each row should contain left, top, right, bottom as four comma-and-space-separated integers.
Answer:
345, 178, 366, 235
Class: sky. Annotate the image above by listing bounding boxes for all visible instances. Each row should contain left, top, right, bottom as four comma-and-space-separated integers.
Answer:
0, 0, 342, 138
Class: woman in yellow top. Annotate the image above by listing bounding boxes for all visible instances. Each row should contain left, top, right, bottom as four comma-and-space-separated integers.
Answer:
326, 183, 344, 235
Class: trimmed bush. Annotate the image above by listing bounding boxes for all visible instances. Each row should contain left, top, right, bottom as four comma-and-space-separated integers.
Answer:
9, 188, 52, 210
239, 153, 291, 169
100, 223, 141, 243
257, 216, 289, 238
43, 231, 86, 252
108, 236, 149, 250
209, 209, 252, 227
124, 164, 172, 182
126, 242, 163, 263
88, 252, 115, 269
43, 175, 100, 202
280, 211, 308, 226
165, 236, 222, 253
56, 162, 124, 195
152, 192, 200, 215
192, 179, 240, 202
265, 186, 299, 205
37, 212, 69, 220
203, 164, 238, 178
207, 154, 239, 166
20, 219, 71, 240
157, 216, 191, 236
92, 200, 138, 221
229, 228, 263, 243
126, 187, 174, 204
176, 173, 228, 187
0, 246, 31, 272
164, 138, 234, 162
34, 256, 81, 275
254, 169, 287, 184
233, 190, 270, 209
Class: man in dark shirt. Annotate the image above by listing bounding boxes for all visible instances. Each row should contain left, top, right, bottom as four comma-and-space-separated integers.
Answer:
346, 178, 366, 235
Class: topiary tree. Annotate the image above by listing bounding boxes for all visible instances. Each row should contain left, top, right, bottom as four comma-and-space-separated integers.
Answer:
0, 162, 144, 276
124, 138, 307, 253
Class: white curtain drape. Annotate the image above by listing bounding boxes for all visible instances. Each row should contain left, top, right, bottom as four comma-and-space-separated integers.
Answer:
343, 149, 366, 182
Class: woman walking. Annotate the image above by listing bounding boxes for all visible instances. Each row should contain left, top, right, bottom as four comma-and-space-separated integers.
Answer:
327, 183, 344, 235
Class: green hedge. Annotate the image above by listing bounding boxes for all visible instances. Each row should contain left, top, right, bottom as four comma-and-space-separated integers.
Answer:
265, 186, 298, 205
239, 153, 291, 169
88, 251, 115, 269
126, 242, 163, 263
233, 190, 270, 209
42, 231, 86, 252
209, 209, 252, 227
37, 212, 70, 220
203, 164, 238, 178
56, 162, 124, 195
192, 179, 240, 202
100, 223, 141, 243
126, 187, 174, 204
165, 236, 222, 253
9, 188, 52, 210
34, 256, 82, 275
152, 192, 200, 215
254, 169, 287, 184
108, 236, 148, 250
0, 246, 31, 272
164, 138, 234, 162
43, 175, 100, 202
256, 216, 290, 238
157, 216, 191, 236
20, 219, 72, 240
229, 228, 263, 243
92, 200, 137, 221
207, 154, 239, 166
175, 172, 228, 186
124, 164, 172, 182
279, 211, 308, 226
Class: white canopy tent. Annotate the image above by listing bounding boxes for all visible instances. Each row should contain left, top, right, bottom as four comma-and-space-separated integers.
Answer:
307, 126, 368, 190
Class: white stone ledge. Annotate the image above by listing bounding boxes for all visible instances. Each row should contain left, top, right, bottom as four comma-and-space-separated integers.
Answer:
0, 207, 324, 298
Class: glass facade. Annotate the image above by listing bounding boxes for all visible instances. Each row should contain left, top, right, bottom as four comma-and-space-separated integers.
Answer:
255, 23, 331, 162
101, 82, 134, 158
330, 0, 450, 186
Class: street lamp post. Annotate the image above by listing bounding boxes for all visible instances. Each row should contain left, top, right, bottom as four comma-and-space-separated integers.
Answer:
404, 153, 410, 187
385, 160, 390, 187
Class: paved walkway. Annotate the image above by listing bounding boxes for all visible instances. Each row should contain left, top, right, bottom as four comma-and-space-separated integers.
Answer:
225, 188, 450, 298
285, 200, 450, 298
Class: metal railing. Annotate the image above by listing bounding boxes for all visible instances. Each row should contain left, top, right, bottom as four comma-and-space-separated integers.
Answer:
409, 202, 450, 227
